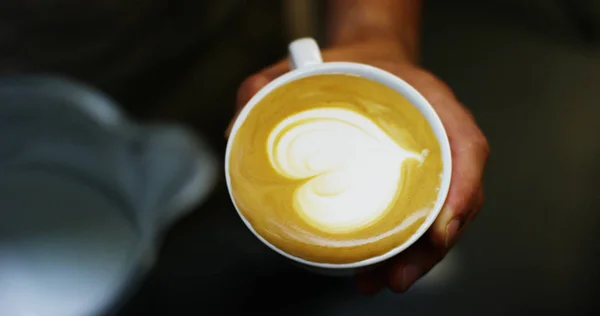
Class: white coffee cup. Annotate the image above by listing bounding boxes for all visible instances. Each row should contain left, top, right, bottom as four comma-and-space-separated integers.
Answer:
225, 38, 452, 275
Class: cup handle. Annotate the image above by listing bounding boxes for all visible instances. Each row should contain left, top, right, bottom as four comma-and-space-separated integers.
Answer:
288, 38, 323, 70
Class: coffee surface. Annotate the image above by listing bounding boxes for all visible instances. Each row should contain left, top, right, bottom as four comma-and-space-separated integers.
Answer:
228, 74, 443, 264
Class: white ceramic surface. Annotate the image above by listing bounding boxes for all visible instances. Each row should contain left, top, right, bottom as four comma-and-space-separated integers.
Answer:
225, 38, 452, 275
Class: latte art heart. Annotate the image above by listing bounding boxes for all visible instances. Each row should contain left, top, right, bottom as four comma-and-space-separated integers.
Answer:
267, 107, 426, 234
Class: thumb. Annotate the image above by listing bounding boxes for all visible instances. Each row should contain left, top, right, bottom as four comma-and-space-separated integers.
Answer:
235, 60, 290, 110
235, 74, 270, 112
226, 60, 289, 138
226, 74, 269, 138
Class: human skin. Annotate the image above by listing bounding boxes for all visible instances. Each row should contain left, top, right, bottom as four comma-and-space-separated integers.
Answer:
228, 0, 490, 295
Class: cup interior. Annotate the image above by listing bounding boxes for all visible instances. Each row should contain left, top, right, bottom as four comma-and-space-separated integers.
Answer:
225, 62, 452, 269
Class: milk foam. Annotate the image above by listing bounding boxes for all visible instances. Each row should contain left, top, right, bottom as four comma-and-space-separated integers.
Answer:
267, 107, 425, 234
274, 208, 430, 247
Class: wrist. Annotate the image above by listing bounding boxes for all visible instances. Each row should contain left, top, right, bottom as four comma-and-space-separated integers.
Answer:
327, 33, 418, 65
325, 0, 422, 63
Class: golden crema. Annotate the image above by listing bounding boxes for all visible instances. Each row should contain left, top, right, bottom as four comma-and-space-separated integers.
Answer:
228, 74, 443, 264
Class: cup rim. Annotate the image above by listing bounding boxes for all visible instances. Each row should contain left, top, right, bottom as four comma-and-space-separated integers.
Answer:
225, 62, 452, 269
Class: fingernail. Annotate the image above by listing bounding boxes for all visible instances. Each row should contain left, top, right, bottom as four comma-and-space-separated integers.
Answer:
445, 218, 462, 248
401, 265, 420, 291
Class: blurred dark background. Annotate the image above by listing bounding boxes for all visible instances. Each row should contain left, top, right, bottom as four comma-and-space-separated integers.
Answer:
45, 0, 596, 315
